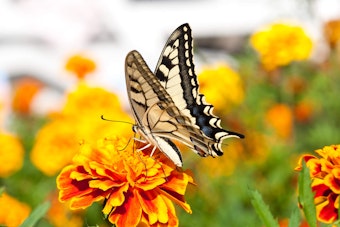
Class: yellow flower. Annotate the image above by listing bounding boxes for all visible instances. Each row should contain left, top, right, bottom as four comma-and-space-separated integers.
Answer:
265, 103, 293, 140
324, 19, 340, 48
0, 132, 24, 177
46, 192, 83, 227
0, 192, 31, 226
250, 23, 313, 71
57, 137, 194, 227
65, 54, 96, 80
296, 145, 340, 224
62, 83, 129, 120
198, 64, 244, 112
31, 118, 82, 176
31, 84, 132, 176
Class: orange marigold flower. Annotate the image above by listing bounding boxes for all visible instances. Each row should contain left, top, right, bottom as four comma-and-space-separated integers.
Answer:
0, 192, 31, 226
198, 64, 244, 112
11, 77, 43, 115
65, 54, 96, 80
324, 19, 340, 48
57, 137, 194, 227
250, 23, 313, 71
265, 103, 293, 139
0, 132, 25, 177
295, 145, 340, 223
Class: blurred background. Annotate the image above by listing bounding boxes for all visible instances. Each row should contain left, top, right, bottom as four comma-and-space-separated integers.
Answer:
1, 0, 339, 114
1, 0, 340, 226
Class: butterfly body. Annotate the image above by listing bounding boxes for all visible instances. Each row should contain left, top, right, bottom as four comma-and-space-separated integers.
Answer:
125, 24, 244, 167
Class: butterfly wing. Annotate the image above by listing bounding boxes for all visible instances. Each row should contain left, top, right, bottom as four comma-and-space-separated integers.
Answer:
126, 50, 215, 166
154, 23, 244, 156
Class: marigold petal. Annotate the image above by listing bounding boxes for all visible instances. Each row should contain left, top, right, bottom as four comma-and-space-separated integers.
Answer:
320, 159, 334, 174
102, 183, 129, 215
157, 187, 192, 214
69, 189, 108, 209
313, 182, 331, 198
89, 179, 124, 191
57, 165, 108, 209
161, 171, 192, 195
162, 195, 179, 227
108, 190, 142, 227
89, 162, 127, 182
136, 190, 168, 225
316, 193, 338, 223
137, 178, 167, 191
69, 167, 94, 181
295, 154, 317, 171
306, 159, 322, 177
325, 173, 340, 194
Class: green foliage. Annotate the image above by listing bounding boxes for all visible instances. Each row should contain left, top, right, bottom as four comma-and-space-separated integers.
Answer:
298, 162, 317, 227
249, 189, 279, 227
20, 202, 50, 227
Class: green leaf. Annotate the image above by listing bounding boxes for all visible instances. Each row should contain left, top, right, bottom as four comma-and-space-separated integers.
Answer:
288, 206, 300, 227
249, 189, 279, 227
0, 187, 4, 196
298, 161, 317, 227
20, 201, 50, 227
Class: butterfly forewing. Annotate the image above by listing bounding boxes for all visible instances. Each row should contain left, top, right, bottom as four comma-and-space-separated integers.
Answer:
154, 23, 244, 156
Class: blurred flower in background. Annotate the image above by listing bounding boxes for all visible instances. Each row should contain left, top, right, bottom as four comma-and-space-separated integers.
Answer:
46, 191, 83, 227
250, 23, 313, 71
31, 84, 132, 176
265, 103, 293, 140
324, 18, 340, 49
0, 132, 24, 177
65, 54, 96, 80
57, 137, 194, 227
294, 100, 314, 124
11, 77, 43, 115
0, 192, 31, 226
296, 145, 340, 224
198, 64, 244, 113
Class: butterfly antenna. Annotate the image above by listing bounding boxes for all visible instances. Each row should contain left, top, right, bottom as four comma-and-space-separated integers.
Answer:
117, 136, 133, 152
101, 115, 134, 126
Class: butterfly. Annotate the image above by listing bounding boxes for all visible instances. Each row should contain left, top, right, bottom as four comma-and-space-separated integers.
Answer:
125, 23, 244, 167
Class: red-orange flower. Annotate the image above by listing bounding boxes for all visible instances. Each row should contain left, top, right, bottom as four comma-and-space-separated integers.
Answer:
11, 77, 43, 115
265, 103, 293, 140
57, 137, 194, 227
296, 145, 340, 223
65, 54, 96, 80
294, 101, 314, 123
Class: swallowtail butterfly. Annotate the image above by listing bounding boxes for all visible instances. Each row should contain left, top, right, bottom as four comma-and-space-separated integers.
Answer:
125, 23, 244, 167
